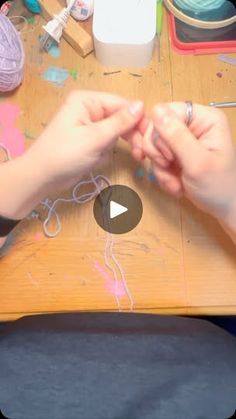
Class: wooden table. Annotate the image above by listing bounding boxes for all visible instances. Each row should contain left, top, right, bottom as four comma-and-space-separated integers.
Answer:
1, 6, 236, 321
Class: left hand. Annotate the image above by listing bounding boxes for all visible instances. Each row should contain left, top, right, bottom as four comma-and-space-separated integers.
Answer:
27, 90, 145, 190
0, 91, 145, 223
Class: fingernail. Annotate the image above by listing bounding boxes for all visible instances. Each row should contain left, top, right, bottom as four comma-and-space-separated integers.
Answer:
128, 101, 143, 116
155, 107, 171, 124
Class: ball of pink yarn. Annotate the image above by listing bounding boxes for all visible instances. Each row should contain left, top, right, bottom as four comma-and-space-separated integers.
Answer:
0, 14, 25, 92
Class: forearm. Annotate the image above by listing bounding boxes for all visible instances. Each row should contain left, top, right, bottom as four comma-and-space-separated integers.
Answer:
0, 153, 49, 221
218, 198, 236, 244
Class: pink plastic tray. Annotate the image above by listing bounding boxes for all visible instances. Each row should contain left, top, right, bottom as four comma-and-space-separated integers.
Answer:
168, 13, 236, 55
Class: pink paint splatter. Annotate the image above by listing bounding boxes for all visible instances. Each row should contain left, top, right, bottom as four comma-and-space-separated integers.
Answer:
27, 272, 39, 288
34, 231, 44, 241
0, 102, 25, 157
94, 261, 126, 298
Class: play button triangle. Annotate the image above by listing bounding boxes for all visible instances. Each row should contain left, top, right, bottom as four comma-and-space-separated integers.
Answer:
110, 200, 128, 219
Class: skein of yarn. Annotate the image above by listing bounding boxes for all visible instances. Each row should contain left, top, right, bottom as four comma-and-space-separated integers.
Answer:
174, 0, 226, 12
0, 14, 25, 92
174, 0, 236, 20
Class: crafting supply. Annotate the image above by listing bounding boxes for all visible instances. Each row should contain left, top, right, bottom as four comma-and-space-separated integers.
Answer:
39, 0, 93, 56
0, 15, 25, 92
24, 0, 41, 14
164, 0, 236, 29
42, 175, 103, 237
175, 0, 226, 14
209, 101, 236, 108
66, 0, 94, 21
217, 54, 236, 66
174, 0, 235, 21
168, 12, 236, 55
156, 0, 164, 62
90, 173, 134, 311
41, 172, 134, 311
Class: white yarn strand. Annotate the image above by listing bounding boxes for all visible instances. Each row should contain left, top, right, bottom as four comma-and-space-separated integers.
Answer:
0, 143, 11, 161
42, 173, 134, 311
90, 173, 134, 311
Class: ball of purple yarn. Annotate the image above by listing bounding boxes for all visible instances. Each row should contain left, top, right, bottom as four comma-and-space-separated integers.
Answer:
0, 14, 25, 92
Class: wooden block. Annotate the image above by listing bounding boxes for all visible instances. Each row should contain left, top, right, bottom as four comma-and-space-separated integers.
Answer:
39, 0, 94, 57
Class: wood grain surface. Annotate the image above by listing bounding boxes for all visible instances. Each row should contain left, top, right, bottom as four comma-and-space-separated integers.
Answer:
0, 3, 236, 320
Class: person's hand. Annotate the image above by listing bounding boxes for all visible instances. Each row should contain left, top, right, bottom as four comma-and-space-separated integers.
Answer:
0, 91, 145, 222
140, 103, 236, 227
27, 90, 144, 190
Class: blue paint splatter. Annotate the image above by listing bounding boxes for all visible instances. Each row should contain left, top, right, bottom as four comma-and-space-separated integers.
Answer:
42, 67, 69, 86
48, 42, 61, 58
135, 166, 144, 179
148, 169, 156, 182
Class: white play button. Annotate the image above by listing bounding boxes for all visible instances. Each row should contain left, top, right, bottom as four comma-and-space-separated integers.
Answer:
110, 200, 128, 219
94, 185, 143, 234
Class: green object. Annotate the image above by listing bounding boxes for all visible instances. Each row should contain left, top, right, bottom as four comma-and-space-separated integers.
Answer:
26, 16, 36, 25
24, 131, 35, 140
70, 69, 78, 80
156, 0, 164, 35
156, 0, 164, 62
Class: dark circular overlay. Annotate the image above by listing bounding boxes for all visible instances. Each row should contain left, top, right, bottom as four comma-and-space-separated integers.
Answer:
93, 185, 143, 234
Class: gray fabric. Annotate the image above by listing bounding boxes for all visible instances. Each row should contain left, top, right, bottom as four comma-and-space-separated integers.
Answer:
0, 313, 235, 419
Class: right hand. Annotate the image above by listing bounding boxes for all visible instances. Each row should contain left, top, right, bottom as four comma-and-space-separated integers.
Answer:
141, 103, 236, 223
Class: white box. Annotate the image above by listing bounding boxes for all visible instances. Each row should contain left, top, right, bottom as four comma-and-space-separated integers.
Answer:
93, 0, 157, 67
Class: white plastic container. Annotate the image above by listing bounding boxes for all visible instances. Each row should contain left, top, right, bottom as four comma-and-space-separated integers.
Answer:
66, 0, 94, 21
93, 0, 157, 67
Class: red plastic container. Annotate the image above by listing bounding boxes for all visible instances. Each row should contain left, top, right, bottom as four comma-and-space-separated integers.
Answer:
168, 12, 236, 55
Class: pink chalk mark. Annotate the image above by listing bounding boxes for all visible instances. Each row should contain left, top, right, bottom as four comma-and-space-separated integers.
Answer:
0, 102, 25, 157
94, 261, 126, 298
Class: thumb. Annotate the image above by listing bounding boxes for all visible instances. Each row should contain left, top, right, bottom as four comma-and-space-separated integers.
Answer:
93, 101, 144, 150
151, 105, 206, 168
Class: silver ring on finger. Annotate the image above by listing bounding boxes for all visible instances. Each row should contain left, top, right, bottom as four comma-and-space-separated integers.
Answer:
185, 100, 193, 127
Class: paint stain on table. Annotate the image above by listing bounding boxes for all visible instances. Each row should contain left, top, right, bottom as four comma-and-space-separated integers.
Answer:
42, 67, 69, 86
0, 103, 25, 157
94, 261, 126, 298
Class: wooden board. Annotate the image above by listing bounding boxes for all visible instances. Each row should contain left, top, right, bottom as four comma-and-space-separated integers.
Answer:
39, 0, 93, 56
0, 6, 236, 320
